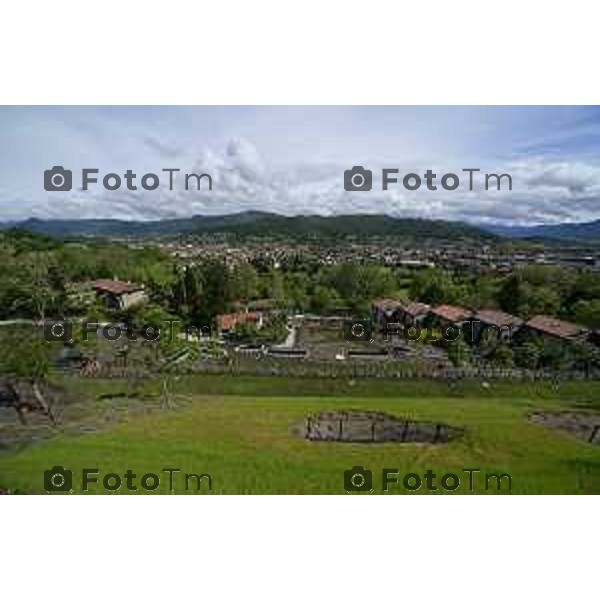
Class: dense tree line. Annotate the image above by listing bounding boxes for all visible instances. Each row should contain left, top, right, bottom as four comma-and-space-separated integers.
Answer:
0, 231, 175, 320
2, 231, 600, 332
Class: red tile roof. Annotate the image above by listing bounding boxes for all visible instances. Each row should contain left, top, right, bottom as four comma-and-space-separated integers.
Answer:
90, 279, 143, 295
430, 304, 472, 323
474, 309, 522, 328
403, 302, 431, 317
525, 315, 587, 340
372, 298, 404, 311
217, 311, 261, 331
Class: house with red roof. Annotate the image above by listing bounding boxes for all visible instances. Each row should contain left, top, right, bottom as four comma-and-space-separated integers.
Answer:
216, 311, 263, 335
521, 315, 588, 344
429, 304, 472, 327
90, 279, 147, 311
396, 301, 431, 327
471, 308, 523, 344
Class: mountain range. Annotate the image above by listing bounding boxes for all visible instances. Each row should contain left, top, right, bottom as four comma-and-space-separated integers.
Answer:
0, 212, 496, 241
483, 220, 600, 241
1, 211, 600, 243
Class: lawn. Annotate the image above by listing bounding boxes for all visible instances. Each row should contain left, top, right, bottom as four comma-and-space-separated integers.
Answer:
1, 376, 599, 494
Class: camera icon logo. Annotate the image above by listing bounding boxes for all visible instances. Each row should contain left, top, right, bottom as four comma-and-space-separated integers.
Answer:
343, 319, 374, 344
344, 466, 373, 493
44, 320, 74, 343
44, 466, 73, 492
344, 166, 372, 191
44, 166, 72, 192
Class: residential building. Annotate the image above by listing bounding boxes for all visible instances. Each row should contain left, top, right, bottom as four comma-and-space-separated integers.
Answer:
471, 308, 523, 344
396, 302, 431, 327
521, 315, 588, 344
428, 304, 472, 329
90, 279, 147, 311
216, 311, 263, 334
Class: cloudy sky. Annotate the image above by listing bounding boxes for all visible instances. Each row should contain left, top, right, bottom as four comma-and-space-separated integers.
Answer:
1, 105, 600, 226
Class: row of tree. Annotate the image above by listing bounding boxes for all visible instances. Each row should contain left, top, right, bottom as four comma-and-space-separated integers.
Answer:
3, 231, 600, 330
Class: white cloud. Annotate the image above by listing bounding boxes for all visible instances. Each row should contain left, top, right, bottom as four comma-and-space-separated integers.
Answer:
2, 103, 600, 226
20, 138, 600, 226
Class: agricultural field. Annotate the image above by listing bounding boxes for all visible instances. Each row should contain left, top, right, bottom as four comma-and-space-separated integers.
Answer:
1, 375, 599, 494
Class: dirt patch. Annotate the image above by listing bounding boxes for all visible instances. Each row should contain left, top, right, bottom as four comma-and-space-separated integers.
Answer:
0, 386, 192, 456
298, 410, 463, 443
529, 411, 600, 445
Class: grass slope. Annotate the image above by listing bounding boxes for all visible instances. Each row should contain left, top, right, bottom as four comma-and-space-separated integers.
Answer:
1, 377, 599, 494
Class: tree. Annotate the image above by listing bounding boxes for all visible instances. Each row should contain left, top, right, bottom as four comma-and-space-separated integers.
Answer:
323, 264, 399, 311
228, 263, 259, 303
521, 283, 561, 318
498, 266, 573, 318
514, 341, 541, 370
260, 269, 286, 306
569, 271, 600, 304
257, 314, 288, 344
198, 260, 235, 323
11, 253, 67, 321
498, 274, 522, 315
0, 328, 55, 423
538, 338, 573, 371
490, 344, 514, 367
231, 322, 259, 342
447, 339, 471, 366
464, 274, 499, 310
409, 269, 465, 305
284, 272, 311, 311
310, 285, 340, 314
171, 264, 203, 319
478, 326, 501, 355
573, 299, 600, 328
570, 341, 600, 375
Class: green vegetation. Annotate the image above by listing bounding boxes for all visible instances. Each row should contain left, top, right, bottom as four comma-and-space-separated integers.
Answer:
3, 229, 600, 376
0, 326, 52, 382
4, 230, 600, 331
13, 212, 499, 242
447, 338, 471, 366
0, 230, 174, 320
0, 376, 598, 494
231, 314, 288, 344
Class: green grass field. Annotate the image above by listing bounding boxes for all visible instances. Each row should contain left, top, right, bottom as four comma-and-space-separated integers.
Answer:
1, 376, 599, 494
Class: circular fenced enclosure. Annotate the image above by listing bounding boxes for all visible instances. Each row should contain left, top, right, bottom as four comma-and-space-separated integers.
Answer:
299, 410, 463, 443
